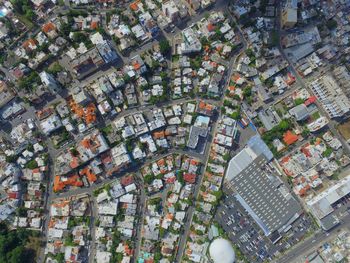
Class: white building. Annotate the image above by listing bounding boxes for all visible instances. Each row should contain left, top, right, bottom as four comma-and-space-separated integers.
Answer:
39, 71, 61, 93
209, 238, 235, 263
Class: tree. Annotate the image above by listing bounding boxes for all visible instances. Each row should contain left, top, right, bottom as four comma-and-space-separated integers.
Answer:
322, 147, 333, 158
60, 22, 72, 38
7, 246, 28, 263
159, 39, 171, 55
24, 9, 35, 20
301, 128, 310, 138
5, 155, 17, 163
326, 19, 337, 30
26, 160, 38, 169
70, 148, 79, 157
18, 71, 41, 91
243, 86, 252, 97
0, 223, 36, 263
48, 62, 63, 75
16, 207, 27, 217
294, 98, 304, 106
245, 48, 255, 58
144, 174, 155, 184
230, 110, 241, 120
154, 251, 162, 261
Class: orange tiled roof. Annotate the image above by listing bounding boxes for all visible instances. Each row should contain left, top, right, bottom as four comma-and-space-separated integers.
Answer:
85, 103, 97, 124
22, 39, 37, 49
82, 167, 97, 183
70, 156, 80, 169
183, 173, 196, 183
90, 21, 98, 29
311, 175, 319, 181
283, 131, 298, 146
299, 188, 307, 196
190, 159, 198, 165
42, 22, 56, 33
207, 23, 216, 32
133, 62, 141, 70
130, 2, 139, 11
53, 175, 65, 192
81, 138, 91, 149
66, 174, 83, 187
157, 159, 165, 165
153, 131, 165, 139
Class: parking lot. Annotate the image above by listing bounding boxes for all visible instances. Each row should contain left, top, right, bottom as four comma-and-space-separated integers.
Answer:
216, 190, 314, 262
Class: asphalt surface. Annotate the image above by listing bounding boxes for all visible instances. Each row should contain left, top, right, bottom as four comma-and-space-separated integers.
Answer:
274, 2, 350, 156
277, 213, 350, 263
4, 1, 350, 263
175, 17, 248, 261
269, 4, 350, 263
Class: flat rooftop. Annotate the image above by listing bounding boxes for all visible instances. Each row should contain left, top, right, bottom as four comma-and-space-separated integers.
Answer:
225, 155, 301, 236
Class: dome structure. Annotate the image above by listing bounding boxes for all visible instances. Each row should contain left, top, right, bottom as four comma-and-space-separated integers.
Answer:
209, 238, 235, 263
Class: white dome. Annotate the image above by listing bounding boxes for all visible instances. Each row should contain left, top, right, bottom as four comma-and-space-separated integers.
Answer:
209, 238, 235, 263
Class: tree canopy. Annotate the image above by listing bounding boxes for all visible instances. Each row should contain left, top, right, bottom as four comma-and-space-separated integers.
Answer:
159, 39, 171, 55
0, 223, 36, 263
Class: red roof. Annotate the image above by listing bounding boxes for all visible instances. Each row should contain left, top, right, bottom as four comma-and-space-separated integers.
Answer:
42, 22, 56, 33
165, 177, 176, 184
133, 62, 141, 70
130, 2, 139, 11
283, 131, 298, 146
101, 153, 112, 164
90, 21, 98, 30
207, 23, 216, 32
8, 192, 19, 199
304, 96, 317, 106
70, 156, 79, 169
80, 167, 97, 183
183, 173, 196, 184
22, 39, 37, 50
121, 175, 134, 186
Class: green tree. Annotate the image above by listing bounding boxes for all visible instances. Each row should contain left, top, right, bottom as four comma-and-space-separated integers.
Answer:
144, 174, 155, 184
0, 223, 36, 263
159, 39, 171, 55
60, 22, 72, 38
48, 62, 64, 75
326, 19, 337, 30
230, 110, 241, 120
5, 155, 17, 163
294, 98, 304, 106
26, 160, 38, 169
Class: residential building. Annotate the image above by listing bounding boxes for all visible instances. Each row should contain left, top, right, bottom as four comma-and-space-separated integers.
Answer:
281, 0, 298, 28
39, 71, 61, 93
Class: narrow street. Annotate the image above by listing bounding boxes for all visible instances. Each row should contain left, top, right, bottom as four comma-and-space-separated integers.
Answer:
271, 4, 350, 263
88, 198, 97, 263
275, 2, 350, 156
175, 23, 248, 260
133, 171, 147, 262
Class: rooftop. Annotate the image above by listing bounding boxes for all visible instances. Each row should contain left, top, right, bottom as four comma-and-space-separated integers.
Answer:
225, 155, 302, 236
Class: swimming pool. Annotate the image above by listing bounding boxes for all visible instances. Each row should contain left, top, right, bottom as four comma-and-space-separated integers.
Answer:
0, 8, 8, 18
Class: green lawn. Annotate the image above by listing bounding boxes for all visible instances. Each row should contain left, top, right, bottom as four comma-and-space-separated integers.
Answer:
312, 111, 320, 120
